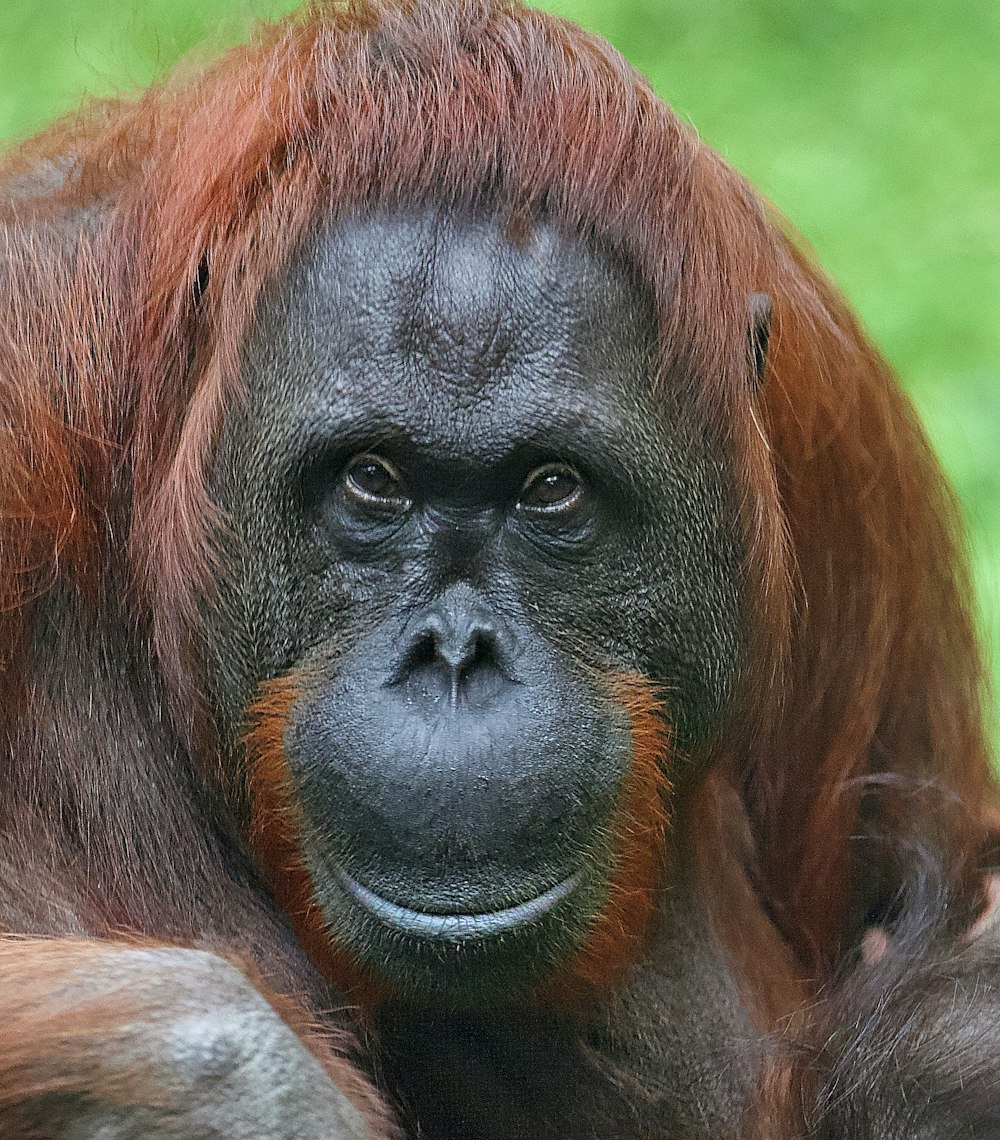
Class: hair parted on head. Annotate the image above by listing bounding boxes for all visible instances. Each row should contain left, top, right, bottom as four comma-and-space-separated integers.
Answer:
1, 0, 991, 972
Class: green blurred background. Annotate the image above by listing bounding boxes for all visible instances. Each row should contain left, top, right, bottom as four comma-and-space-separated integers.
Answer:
2, 0, 998, 747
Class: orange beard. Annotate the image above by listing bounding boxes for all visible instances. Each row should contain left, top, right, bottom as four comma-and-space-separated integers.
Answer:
244, 670, 671, 1012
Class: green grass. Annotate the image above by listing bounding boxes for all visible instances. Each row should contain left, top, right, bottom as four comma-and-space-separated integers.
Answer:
3, 0, 998, 747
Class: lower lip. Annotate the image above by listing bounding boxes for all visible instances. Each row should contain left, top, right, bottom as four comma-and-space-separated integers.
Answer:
339, 871, 581, 940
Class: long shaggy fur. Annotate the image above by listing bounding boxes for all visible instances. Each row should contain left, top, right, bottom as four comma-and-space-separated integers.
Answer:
1, 2, 996, 1133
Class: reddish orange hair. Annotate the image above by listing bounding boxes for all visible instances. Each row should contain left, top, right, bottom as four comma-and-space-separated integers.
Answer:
244, 673, 388, 1007
245, 671, 671, 1004
543, 674, 671, 1002
1, 0, 993, 978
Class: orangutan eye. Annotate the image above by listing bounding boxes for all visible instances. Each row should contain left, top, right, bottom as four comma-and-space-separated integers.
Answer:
342, 454, 409, 507
517, 463, 585, 514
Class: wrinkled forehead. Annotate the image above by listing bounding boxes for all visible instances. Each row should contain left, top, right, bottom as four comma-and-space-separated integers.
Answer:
242, 208, 665, 462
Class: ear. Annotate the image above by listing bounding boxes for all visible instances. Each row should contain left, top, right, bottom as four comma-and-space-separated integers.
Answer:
747, 292, 771, 390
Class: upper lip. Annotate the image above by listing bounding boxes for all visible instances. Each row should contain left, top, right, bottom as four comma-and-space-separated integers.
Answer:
338, 870, 581, 940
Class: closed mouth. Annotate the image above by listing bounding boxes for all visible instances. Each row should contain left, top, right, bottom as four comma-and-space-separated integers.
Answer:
339, 870, 581, 940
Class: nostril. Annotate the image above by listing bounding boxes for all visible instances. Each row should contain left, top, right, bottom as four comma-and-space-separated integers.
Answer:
391, 613, 508, 709
409, 631, 440, 670
444, 627, 496, 673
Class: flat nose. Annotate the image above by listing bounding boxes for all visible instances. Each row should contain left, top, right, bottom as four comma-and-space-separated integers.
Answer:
392, 586, 512, 710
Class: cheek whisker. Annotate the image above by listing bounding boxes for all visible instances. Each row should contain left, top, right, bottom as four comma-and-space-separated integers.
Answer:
4, 2, 992, 1136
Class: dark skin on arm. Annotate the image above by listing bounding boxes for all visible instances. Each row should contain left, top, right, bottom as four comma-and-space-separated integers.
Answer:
0, 2, 998, 1137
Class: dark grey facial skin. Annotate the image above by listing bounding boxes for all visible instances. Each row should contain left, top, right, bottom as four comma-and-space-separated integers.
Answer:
206, 208, 744, 1000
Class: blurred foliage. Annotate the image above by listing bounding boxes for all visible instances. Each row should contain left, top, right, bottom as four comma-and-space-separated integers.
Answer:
2, 0, 998, 745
